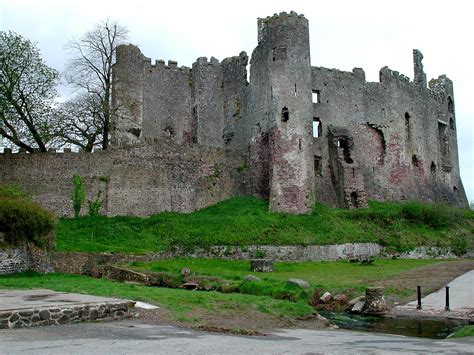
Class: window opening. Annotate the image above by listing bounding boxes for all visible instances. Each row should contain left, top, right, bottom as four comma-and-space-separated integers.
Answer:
281, 107, 289, 122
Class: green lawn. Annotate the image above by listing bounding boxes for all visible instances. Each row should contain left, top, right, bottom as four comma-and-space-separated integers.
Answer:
451, 325, 474, 338
127, 258, 441, 297
55, 197, 473, 255
0, 272, 313, 331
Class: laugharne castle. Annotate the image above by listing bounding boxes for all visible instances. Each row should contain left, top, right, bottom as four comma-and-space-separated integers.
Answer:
0, 12, 468, 216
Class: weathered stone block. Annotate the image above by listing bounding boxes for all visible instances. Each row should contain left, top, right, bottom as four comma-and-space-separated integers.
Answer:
288, 278, 310, 289
250, 259, 274, 272
363, 287, 388, 314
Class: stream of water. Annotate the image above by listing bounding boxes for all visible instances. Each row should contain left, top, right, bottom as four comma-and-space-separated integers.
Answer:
320, 311, 467, 339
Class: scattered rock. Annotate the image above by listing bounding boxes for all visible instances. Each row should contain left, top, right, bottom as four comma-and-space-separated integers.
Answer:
319, 292, 332, 303
348, 295, 365, 307
287, 278, 310, 289
244, 275, 261, 282
182, 282, 198, 290
351, 300, 365, 313
333, 294, 348, 305
250, 259, 274, 272
181, 268, 191, 276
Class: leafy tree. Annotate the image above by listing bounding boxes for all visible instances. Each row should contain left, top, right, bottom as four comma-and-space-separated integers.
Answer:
64, 20, 128, 150
0, 31, 59, 152
53, 93, 103, 152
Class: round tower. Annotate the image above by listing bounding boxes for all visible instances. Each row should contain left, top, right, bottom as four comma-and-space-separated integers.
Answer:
259, 12, 314, 213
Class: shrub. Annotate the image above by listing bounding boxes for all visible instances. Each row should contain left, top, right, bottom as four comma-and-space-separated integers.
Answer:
400, 202, 464, 228
72, 175, 85, 217
87, 190, 103, 217
0, 185, 55, 249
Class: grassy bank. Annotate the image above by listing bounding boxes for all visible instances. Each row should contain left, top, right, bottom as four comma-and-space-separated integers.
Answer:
0, 272, 315, 332
0, 258, 452, 332
451, 325, 474, 338
56, 197, 473, 255
127, 258, 441, 299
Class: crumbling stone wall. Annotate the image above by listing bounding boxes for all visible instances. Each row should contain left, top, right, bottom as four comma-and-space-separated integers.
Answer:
311, 56, 467, 208
0, 143, 248, 217
0, 12, 467, 217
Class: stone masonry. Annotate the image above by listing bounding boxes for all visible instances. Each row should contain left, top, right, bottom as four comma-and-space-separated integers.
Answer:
0, 11, 467, 216
0, 301, 135, 329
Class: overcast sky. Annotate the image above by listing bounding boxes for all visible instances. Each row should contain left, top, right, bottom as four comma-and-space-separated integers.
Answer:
1, 0, 473, 202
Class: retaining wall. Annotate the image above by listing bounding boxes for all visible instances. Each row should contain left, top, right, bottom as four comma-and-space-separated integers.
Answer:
0, 301, 135, 329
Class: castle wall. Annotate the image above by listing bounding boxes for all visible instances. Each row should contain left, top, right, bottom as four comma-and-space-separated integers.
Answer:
252, 12, 315, 213
2, 13, 466, 219
141, 60, 193, 145
192, 57, 225, 147
311, 61, 467, 207
0, 145, 248, 217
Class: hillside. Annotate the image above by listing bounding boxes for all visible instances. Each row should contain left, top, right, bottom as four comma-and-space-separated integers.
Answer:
56, 197, 473, 255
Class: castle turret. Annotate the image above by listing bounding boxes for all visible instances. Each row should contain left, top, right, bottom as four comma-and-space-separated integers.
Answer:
256, 12, 315, 213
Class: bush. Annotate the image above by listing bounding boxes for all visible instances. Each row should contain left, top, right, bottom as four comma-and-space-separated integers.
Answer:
72, 175, 85, 217
87, 191, 103, 217
0, 185, 55, 249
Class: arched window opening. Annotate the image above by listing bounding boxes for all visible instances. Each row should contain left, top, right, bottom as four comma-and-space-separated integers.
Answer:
430, 161, 437, 174
281, 107, 289, 122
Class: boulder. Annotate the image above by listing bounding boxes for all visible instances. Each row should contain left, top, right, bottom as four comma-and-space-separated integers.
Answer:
351, 300, 365, 313
319, 292, 332, 303
244, 275, 261, 282
287, 278, 310, 289
182, 282, 198, 290
333, 293, 348, 305
180, 268, 191, 276
348, 295, 365, 307
250, 259, 274, 272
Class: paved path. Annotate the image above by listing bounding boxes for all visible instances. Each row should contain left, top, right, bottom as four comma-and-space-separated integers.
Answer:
397, 270, 474, 319
0, 320, 473, 354
0, 289, 125, 311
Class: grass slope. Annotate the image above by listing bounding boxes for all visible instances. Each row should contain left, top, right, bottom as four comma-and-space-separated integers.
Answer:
0, 272, 314, 331
56, 197, 473, 255
128, 258, 440, 298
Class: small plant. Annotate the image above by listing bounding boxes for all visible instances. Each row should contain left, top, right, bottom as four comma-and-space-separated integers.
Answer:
72, 175, 85, 217
87, 190, 103, 217
254, 249, 266, 259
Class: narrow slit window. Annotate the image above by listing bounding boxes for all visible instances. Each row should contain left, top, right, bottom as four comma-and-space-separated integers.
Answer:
312, 90, 320, 103
281, 107, 289, 122
312, 118, 321, 138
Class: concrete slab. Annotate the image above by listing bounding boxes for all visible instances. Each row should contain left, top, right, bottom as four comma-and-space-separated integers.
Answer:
0, 288, 127, 311
396, 270, 474, 319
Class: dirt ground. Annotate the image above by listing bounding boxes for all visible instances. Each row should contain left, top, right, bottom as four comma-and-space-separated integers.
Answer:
376, 259, 474, 304
137, 307, 330, 335
138, 259, 474, 334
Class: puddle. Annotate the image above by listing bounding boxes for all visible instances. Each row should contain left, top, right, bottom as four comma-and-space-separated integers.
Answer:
23, 294, 55, 301
320, 311, 467, 339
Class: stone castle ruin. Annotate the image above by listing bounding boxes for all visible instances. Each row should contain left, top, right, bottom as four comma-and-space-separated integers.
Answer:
0, 12, 467, 216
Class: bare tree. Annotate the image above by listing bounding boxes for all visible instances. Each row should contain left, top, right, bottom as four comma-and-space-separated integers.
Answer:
53, 93, 103, 152
0, 31, 59, 152
64, 20, 128, 150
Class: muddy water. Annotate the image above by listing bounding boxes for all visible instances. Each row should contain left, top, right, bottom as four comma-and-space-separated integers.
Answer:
320, 311, 467, 339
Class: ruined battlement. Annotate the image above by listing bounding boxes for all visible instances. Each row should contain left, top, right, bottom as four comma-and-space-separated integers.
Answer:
0, 12, 467, 218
